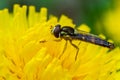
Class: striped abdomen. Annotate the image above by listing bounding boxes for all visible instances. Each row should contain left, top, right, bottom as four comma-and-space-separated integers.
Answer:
71, 34, 115, 49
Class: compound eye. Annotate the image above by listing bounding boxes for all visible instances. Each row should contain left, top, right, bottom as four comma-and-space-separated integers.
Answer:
51, 24, 61, 38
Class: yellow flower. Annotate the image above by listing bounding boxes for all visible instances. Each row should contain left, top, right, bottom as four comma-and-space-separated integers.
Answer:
0, 4, 120, 80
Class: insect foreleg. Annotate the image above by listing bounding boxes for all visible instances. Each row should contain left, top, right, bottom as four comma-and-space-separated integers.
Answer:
53, 38, 62, 42
59, 40, 68, 59
69, 40, 80, 61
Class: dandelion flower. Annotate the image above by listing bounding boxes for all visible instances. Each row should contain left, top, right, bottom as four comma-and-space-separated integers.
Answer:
0, 4, 120, 80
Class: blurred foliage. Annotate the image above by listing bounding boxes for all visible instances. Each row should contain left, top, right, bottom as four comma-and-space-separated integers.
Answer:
97, 0, 120, 46
0, 0, 115, 34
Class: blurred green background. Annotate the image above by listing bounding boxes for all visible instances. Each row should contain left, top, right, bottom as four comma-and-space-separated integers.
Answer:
0, 0, 118, 43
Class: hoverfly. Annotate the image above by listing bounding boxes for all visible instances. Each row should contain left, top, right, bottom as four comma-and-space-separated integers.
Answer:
51, 24, 115, 60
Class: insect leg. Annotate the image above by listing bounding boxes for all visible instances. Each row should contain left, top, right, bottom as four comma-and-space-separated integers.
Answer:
53, 38, 62, 42
59, 40, 68, 59
39, 40, 47, 43
39, 38, 62, 44
69, 40, 79, 61
78, 41, 81, 46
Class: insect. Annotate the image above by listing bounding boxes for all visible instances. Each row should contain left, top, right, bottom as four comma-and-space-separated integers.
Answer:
51, 24, 115, 60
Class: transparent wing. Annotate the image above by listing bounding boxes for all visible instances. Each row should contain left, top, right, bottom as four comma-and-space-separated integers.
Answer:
74, 28, 104, 39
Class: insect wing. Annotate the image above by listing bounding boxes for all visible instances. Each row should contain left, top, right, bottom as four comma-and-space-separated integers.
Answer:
74, 28, 104, 42
74, 28, 114, 48
74, 28, 101, 39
